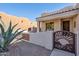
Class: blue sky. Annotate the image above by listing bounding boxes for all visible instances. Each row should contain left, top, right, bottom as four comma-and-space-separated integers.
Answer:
0, 3, 72, 21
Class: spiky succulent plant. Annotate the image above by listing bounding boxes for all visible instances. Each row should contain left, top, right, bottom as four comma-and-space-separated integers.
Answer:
0, 20, 24, 52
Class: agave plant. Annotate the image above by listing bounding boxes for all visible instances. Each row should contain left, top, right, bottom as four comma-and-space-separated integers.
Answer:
0, 20, 24, 52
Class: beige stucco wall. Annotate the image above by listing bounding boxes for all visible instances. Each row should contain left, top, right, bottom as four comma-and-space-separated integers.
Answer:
70, 18, 73, 32
29, 31, 53, 50
37, 16, 76, 33
37, 22, 40, 32
38, 19, 61, 32
0, 13, 31, 32
30, 21, 37, 27
61, 18, 75, 32
72, 16, 77, 33
74, 14, 79, 56
54, 19, 61, 31
40, 22, 46, 32
45, 19, 61, 31
71, 14, 79, 56
0, 13, 37, 32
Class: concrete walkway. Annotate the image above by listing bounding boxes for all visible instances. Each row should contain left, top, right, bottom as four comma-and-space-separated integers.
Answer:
50, 49, 75, 56
3, 41, 51, 56
0, 40, 75, 56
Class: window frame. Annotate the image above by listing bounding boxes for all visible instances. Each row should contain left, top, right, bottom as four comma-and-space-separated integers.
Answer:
46, 22, 54, 31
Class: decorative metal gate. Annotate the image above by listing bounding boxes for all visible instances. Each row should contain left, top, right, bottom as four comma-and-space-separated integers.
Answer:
53, 31, 75, 53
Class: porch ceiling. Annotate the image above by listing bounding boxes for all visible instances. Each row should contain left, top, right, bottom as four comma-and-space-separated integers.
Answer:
36, 10, 79, 22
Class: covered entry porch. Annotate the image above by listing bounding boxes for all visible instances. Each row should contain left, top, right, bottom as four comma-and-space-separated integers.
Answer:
37, 14, 77, 33
37, 16, 77, 55
36, 5, 79, 55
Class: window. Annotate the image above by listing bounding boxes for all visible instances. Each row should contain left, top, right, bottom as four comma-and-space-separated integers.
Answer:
46, 22, 54, 31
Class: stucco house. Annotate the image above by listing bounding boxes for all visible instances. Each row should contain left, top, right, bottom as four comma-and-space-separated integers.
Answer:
28, 21, 37, 32
0, 12, 37, 32
36, 4, 79, 33
36, 4, 79, 55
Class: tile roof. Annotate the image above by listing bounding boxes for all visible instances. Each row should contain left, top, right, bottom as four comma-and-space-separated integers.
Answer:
37, 4, 79, 19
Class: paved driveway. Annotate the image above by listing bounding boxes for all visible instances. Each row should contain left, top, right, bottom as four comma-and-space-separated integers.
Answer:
4, 40, 51, 56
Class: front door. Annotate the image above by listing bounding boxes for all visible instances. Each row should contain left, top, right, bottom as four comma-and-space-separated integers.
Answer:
62, 21, 70, 31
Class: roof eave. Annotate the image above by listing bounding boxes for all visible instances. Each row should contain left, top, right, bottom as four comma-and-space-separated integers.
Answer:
36, 9, 79, 22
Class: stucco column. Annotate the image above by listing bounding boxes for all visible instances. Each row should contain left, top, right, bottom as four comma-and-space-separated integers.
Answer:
40, 21, 46, 32
59, 19, 62, 31
37, 21, 40, 32
75, 14, 79, 56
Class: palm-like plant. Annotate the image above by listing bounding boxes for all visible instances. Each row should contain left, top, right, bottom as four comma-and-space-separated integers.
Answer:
0, 20, 24, 52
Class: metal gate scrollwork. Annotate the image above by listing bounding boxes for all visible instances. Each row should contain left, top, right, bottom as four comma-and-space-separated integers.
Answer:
53, 31, 75, 53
